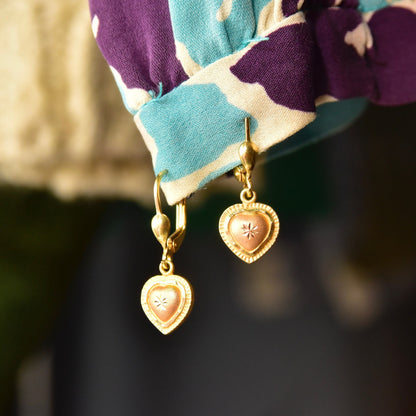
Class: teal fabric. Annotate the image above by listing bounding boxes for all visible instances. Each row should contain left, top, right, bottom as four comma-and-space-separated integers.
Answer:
139, 83, 258, 183
92, 0, 416, 204
358, 0, 398, 12
168, 0, 272, 68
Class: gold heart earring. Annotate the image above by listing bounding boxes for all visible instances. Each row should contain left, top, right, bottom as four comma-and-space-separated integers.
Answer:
219, 118, 280, 263
141, 170, 193, 334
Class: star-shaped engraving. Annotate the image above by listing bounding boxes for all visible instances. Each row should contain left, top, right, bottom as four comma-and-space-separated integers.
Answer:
242, 222, 258, 239
153, 295, 168, 310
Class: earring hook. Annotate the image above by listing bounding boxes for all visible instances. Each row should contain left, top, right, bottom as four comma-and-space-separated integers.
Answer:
151, 170, 187, 268
154, 169, 168, 216
239, 117, 258, 174
233, 118, 259, 202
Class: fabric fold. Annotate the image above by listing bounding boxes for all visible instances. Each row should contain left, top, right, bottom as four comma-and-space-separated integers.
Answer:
90, 0, 416, 204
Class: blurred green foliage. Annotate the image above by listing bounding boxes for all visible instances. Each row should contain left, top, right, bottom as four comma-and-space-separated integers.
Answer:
0, 187, 106, 413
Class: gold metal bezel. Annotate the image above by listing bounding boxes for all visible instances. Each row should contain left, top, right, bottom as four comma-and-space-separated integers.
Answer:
141, 274, 193, 335
219, 202, 279, 263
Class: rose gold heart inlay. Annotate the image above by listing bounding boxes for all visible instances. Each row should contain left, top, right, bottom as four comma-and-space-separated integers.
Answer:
228, 211, 271, 253
148, 285, 182, 322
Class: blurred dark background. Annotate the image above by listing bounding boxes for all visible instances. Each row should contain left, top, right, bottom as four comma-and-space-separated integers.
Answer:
1, 102, 415, 416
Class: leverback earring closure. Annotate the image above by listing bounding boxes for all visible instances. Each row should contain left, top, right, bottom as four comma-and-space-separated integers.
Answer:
151, 169, 186, 275
141, 170, 193, 334
233, 117, 259, 205
219, 118, 280, 263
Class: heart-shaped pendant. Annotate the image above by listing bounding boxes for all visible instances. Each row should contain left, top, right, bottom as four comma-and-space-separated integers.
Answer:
219, 202, 279, 263
141, 274, 193, 334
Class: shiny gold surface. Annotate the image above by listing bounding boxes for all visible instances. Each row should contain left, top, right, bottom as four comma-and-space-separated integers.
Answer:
152, 170, 187, 261
219, 203, 279, 263
238, 117, 258, 173
142, 170, 192, 335
141, 274, 193, 335
219, 117, 279, 263
151, 213, 171, 247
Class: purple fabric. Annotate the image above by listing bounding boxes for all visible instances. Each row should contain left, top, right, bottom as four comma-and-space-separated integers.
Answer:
309, 8, 375, 100
282, 0, 359, 17
90, 0, 416, 106
231, 23, 316, 112
90, 0, 416, 204
281, 0, 303, 18
231, 6, 416, 110
89, 0, 188, 93
368, 7, 416, 105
